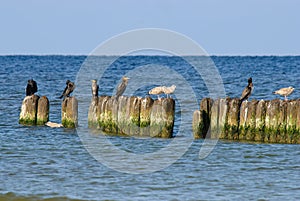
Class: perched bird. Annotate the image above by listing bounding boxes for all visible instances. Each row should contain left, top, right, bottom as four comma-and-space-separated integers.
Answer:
91, 79, 99, 97
26, 79, 38, 96
163, 85, 176, 98
115, 76, 129, 97
273, 86, 294, 101
149, 86, 165, 99
240, 77, 253, 102
59, 80, 75, 99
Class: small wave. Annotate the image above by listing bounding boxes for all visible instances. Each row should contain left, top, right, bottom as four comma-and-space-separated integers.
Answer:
0, 192, 88, 201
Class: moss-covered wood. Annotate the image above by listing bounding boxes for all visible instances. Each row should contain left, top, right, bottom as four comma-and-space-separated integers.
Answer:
216, 98, 227, 139
150, 99, 164, 137
117, 96, 129, 135
129, 97, 141, 136
254, 99, 266, 142
209, 99, 219, 139
193, 97, 300, 144
90, 96, 175, 138
19, 95, 40, 125
161, 98, 175, 138
226, 98, 240, 140
61, 97, 78, 128
36, 96, 49, 125
140, 97, 154, 136
88, 97, 99, 128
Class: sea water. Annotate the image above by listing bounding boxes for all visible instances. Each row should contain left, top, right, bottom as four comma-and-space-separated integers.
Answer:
0, 55, 300, 200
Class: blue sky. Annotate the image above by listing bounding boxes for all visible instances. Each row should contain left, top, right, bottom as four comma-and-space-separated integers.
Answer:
0, 0, 299, 55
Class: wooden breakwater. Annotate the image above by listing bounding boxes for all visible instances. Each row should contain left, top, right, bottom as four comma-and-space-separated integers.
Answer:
193, 97, 300, 144
19, 95, 78, 128
19, 95, 49, 125
88, 96, 175, 138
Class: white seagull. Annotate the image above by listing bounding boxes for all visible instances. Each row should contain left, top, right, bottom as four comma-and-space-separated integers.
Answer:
273, 86, 294, 101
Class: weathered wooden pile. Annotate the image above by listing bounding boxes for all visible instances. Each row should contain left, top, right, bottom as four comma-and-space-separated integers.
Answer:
19, 95, 49, 125
88, 96, 175, 138
19, 95, 78, 128
193, 97, 300, 144
61, 97, 78, 128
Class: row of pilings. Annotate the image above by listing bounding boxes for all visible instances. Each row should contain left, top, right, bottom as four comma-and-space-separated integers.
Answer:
19, 95, 78, 128
193, 98, 300, 144
88, 96, 175, 138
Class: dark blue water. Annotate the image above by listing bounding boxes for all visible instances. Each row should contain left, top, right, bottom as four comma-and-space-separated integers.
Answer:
1, 55, 300, 200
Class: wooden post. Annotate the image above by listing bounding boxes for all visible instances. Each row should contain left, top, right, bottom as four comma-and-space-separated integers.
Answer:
240, 100, 258, 141
111, 97, 119, 134
239, 101, 248, 140
117, 96, 129, 135
265, 99, 280, 143
199, 98, 212, 138
150, 99, 163, 137
193, 110, 201, 139
98, 96, 109, 131
88, 97, 99, 128
286, 100, 299, 143
209, 99, 219, 139
277, 100, 287, 143
161, 98, 175, 138
19, 95, 39, 125
36, 96, 49, 125
295, 100, 300, 143
253, 100, 267, 142
61, 97, 78, 128
103, 96, 113, 133
140, 97, 154, 137
218, 98, 228, 139
129, 97, 141, 136
246, 100, 258, 141
227, 98, 240, 140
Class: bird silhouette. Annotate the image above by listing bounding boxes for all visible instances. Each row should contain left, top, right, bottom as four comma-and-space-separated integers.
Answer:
240, 77, 253, 102
59, 80, 75, 99
26, 79, 38, 96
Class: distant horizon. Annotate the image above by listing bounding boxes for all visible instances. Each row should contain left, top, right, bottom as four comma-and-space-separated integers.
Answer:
0, 54, 299, 57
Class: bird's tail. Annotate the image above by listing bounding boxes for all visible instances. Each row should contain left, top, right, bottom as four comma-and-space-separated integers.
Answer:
59, 95, 63, 99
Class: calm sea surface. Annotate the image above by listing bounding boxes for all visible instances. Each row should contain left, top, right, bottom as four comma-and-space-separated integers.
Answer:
0, 55, 300, 200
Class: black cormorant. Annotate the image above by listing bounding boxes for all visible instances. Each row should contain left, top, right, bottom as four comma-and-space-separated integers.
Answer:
59, 80, 75, 99
240, 77, 253, 102
26, 79, 38, 96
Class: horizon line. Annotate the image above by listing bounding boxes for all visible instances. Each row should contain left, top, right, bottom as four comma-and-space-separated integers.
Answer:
0, 53, 300, 57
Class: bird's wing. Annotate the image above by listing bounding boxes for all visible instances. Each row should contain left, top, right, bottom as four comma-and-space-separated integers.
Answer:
33, 80, 38, 93
60, 86, 68, 98
240, 87, 251, 101
116, 82, 126, 97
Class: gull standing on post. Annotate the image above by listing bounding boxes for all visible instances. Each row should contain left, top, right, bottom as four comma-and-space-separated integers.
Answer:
149, 86, 165, 99
163, 85, 176, 98
273, 86, 294, 101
